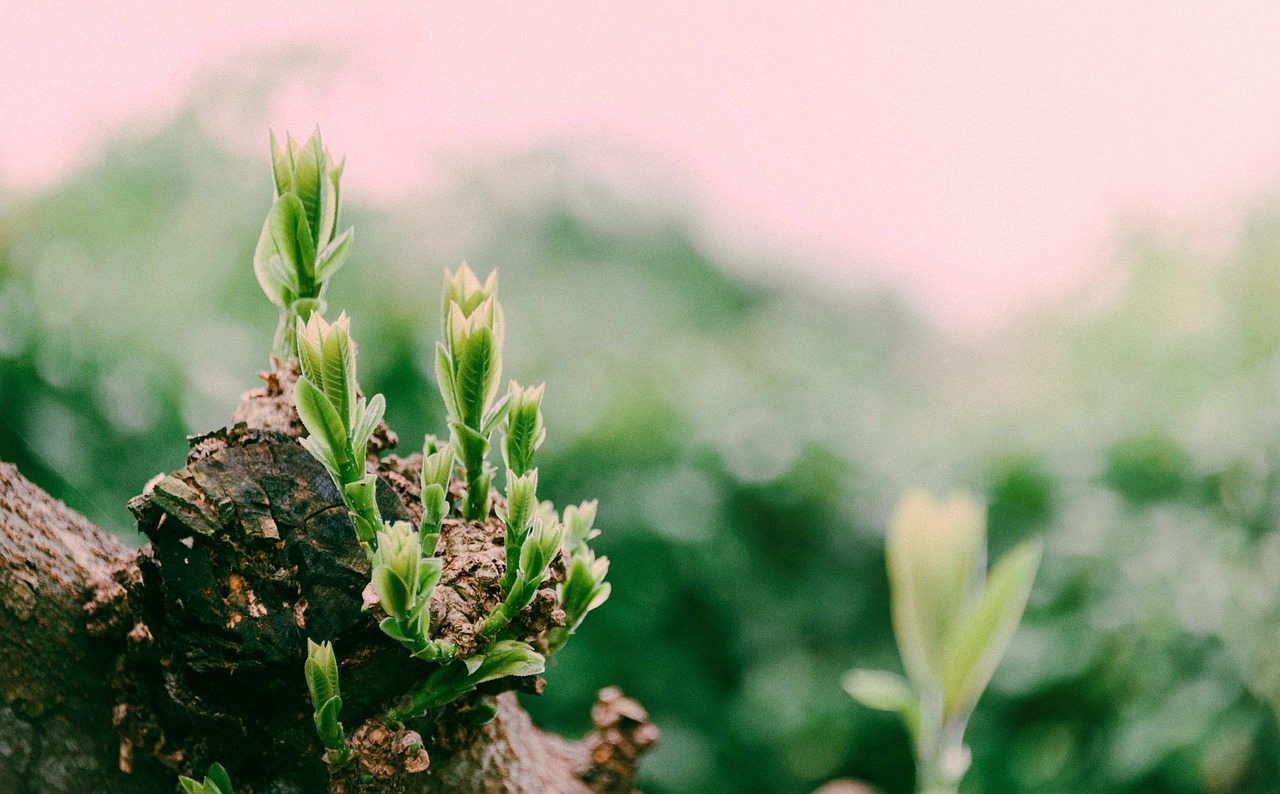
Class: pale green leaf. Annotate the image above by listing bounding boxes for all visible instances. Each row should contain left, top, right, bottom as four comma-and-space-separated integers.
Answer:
887, 489, 986, 690
842, 668, 915, 713
372, 566, 411, 620
294, 377, 348, 465
293, 128, 327, 258
941, 539, 1042, 722
269, 129, 293, 194
315, 227, 353, 284
320, 319, 355, 430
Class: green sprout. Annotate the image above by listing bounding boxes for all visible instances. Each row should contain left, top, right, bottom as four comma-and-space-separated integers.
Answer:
844, 489, 1041, 794
419, 435, 453, 552
179, 763, 234, 794
546, 501, 611, 653
481, 516, 565, 637
435, 265, 508, 521
386, 640, 545, 721
294, 312, 386, 551
305, 639, 351, 767
371, 521, 456, 663
254, 128, 353, 359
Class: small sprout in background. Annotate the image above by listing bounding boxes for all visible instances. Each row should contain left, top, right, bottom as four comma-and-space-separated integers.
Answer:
305, 639, 351, 767
371, 521, 456, 663
294, 312, 386, 551
547, 501, 611, 653
844, 489, 1042, 794
482, 517, 565, 637
419, 435, 453, 553
435, 265, 508, 521
179, 763, 234, 794
254, 128, 353, 359
387, 639, 545, 720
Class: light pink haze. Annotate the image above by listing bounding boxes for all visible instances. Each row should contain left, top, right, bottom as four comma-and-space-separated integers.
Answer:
6, 2, 1280, 333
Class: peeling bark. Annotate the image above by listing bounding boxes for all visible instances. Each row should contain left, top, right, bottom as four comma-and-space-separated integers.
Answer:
0, 365, 655, 793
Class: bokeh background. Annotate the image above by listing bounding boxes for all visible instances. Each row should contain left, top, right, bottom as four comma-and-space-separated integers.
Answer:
8, 4, 1280, 792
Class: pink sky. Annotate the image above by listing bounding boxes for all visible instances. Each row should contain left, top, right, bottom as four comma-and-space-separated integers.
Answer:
6, 2, 1280, 332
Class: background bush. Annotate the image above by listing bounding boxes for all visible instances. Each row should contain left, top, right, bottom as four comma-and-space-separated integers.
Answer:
4, 117, 1280, 793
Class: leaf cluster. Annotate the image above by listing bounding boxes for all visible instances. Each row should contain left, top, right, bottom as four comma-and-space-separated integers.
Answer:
253, 128, 354, 357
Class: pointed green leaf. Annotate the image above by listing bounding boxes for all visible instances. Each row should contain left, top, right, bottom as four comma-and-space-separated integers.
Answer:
316, 168, 339, 251
179, 779, 202, 794
372, 566, 411, 620
253, 215, 288, 306
842, 669, 915, 713
379, 616, 409, 642
206, 763, 233, 794
456, 327, 495, 428
315, 227, 353, 284
941, 540, 1042, 722
293, 129, 327, 258
435, 342, 459, 419
269, 129, 293, 195
295, 377, 349, 465
267, 194, 307, 283
320, 318, 355, 430
350, 393, 385, 458
472, 640, 545, 685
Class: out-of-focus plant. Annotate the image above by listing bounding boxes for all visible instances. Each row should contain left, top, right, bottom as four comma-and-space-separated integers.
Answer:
179, 763, 234, 794
844, 489, 1041, 794
254, 128, 353, 358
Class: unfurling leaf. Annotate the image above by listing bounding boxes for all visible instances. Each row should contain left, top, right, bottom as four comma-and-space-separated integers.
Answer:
941, 539, 1042, 722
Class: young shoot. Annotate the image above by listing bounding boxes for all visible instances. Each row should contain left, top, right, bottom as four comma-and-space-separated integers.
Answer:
304, 639, 351, 767
179, 763, 234, 794
293, 313, 386, 552
371, 521, 456, 663
254, 127, 353, 359
419, 435, 453, 553
481, 516, 565, 637
546, 501, 611, 653
435, 265, 508, 520
386, 640, 545, 721
844, 489, 1041, 794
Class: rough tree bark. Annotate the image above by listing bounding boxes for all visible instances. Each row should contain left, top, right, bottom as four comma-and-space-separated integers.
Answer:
0, 367, 656, 793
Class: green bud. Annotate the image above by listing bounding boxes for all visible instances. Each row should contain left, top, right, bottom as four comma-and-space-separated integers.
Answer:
563, 500, 599, 550
372, 521, 423, 619
179, 763, 235, 794
502, 381, 545, 478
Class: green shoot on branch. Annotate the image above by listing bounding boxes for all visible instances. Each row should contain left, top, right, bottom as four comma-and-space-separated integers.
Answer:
254, 128, 353, 359
304, 639, 351, 767
294, 312, 386, 551
386, 640, 545, 721
179, 763, 234, 794
371, 521, 456, 663
547, 500, 611, 653
419, 435, 453, 553
481, 517, 565, 637
435, 265, 508, 520
844, 489, 1041, 794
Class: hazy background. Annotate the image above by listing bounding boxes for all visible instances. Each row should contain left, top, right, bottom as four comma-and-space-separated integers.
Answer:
6, 3, 1280, 792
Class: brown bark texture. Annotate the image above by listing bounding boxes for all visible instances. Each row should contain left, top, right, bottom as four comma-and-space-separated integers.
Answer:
0, 367, 656, 793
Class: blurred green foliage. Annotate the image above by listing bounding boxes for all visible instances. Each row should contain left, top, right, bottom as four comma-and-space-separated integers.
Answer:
6, 116, 1280, 793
